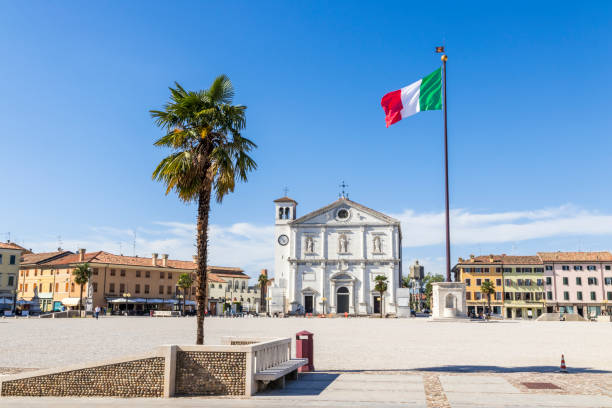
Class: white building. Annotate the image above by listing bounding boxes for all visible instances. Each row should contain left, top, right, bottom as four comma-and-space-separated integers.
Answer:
273, 195, 402, 316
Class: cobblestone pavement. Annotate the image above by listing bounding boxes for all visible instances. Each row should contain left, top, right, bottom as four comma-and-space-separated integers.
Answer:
2, 371, 612, 407
2, 317, 611, 406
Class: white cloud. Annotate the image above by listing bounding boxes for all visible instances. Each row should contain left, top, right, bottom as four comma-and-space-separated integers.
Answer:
393, 204, 612, 247
22, 204, 612, 281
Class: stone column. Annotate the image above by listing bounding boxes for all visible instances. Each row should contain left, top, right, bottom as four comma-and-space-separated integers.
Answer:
359, 262, 366, 314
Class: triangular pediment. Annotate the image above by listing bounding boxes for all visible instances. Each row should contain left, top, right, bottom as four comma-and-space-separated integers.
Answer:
291, 198, 399, 226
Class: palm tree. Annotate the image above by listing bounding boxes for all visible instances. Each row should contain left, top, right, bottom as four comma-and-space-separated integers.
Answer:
177, 273, 194, 316
258, 272, 269, 313
480, 280, 496, 316
374, 275, 388, 318
72, 263, 91, 317
151, 76, 257, 344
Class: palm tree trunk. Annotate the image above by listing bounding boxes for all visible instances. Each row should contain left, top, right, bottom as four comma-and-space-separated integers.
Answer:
79, 285, 83, 318
183, 288, 186, 316
195, 182, 212, 345
487, 294, 491, 315
380, 292, 383, 318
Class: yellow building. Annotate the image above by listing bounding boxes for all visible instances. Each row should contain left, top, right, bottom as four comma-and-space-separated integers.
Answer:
18, 249, 246, 315
456, 255, 504, 316
0, 241, 30, 312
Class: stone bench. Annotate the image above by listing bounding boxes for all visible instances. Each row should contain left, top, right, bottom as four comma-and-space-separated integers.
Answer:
254, 358, 308, 390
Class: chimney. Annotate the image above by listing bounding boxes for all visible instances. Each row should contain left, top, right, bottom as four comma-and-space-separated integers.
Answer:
152, 253, 158, 266
458, 257, 464, 263
192, 255, 197, 264
261, 268, 268, 277
162, 254, 168, 267
489, 255, 495, 263
469, 254, 475, 263
78, 248, 86, 262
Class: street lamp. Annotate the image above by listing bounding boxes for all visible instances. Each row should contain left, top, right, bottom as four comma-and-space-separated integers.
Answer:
12, 288, 17, 315
122, 292, 131, 316
321, 297, 327, 315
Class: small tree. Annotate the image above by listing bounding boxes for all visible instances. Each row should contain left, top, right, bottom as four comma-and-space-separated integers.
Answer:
177, 273, 194, 316
258, 272, 269, 313
374, 275, 388, 318
423, 274, 444, 310
480, 280, 496, 316
72, 263, 91, 317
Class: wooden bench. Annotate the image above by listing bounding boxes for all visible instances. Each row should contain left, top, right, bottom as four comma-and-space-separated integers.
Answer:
254, 358, 308, 389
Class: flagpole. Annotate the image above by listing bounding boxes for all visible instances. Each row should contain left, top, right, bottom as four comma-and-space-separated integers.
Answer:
441, 53, 451, 282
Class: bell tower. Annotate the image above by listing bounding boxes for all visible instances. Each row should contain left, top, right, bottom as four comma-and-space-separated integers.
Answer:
273, 195, 297, 290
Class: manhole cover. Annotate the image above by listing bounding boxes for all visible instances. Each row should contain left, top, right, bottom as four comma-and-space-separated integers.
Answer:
521, 382, 562, 390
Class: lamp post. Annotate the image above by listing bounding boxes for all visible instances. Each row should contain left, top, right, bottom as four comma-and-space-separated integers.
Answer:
177, 293, 184, 316
12, 288, 17, 315
122, 292, 131, 316
321, 297, 327, 315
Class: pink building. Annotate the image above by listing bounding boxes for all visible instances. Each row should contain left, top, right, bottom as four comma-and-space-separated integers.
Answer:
538, 252, 612, 317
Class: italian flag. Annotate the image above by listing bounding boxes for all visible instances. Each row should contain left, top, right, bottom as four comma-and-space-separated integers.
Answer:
380, 68, 442, 127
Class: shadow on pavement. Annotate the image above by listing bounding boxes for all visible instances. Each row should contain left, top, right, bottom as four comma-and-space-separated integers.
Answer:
256, 372, 339, 396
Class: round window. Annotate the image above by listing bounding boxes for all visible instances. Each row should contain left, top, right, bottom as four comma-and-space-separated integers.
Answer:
337, 209, 349, 219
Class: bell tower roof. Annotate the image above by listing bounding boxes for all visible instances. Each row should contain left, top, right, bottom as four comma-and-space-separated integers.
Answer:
273, 196, 298, 205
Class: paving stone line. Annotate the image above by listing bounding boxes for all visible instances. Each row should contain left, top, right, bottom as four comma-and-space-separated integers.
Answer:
422, 373, 450, 408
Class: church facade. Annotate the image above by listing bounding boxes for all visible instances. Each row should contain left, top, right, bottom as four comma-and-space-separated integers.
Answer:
273, 196, 402, 316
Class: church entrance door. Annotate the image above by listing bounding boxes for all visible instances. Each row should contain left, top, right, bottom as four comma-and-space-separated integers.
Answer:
373, 295, 381, 314
304, 295, 313, 314
336, 287, 349, 314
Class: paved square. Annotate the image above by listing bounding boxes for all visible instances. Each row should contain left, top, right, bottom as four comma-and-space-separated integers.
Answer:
1, 316, 611, 407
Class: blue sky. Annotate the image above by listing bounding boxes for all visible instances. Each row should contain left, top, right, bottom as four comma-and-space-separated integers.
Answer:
1, 1, 611, 279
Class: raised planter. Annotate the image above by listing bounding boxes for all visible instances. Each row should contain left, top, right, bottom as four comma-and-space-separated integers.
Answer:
0, 337, 306, 398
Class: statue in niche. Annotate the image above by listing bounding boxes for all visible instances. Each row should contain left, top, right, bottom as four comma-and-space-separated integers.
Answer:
305, 236, 314, 253
338, 233, 349, 253
373, 236, 382, 253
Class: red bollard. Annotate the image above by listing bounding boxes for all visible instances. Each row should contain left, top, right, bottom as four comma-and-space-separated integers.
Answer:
296, 330, 314, 372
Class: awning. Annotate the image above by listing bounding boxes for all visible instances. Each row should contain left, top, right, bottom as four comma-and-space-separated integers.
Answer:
0, 297, 14, 304
61, 297, 83, 306
17, 299, 38, 305
185, 300, 196, 306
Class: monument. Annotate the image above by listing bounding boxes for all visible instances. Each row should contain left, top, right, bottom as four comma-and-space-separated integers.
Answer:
431, 282, 467, 319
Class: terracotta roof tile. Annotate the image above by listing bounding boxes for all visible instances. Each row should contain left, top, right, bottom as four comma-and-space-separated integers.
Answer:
21, 251, 73, 265
456, 254, 542, 265
39, 250, 244, 273
207, 273, 227, 283
537, 251, 612, 262
0, 242, 30, 252
273, 196, 298, 204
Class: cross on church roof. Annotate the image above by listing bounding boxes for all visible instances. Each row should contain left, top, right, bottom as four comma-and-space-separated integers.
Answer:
339, 181, 349, 199
283, 186, 289, 196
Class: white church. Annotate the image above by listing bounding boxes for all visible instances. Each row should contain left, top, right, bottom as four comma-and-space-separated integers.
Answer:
270, 194, 402, 316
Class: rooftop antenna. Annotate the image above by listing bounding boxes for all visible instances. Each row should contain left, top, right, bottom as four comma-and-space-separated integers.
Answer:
339, 180, 349, 199
133, 230, 136, 257
119, 242, 123, 256
57, 235, 63, 250
5, 232, 10, 242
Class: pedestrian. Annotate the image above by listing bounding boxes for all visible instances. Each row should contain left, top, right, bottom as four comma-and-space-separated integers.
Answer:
94, 305, 100, 320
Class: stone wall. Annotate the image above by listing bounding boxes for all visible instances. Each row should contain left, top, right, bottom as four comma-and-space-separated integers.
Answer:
175, 351, 246, 396
1, 357, 164, 397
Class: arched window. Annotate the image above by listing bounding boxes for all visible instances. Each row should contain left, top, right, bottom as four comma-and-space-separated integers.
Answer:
278, 207, 284, 219
284, 207, 290, 219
